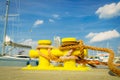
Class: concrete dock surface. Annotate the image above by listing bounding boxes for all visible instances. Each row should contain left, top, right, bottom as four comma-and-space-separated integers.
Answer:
0, 67, 119, 80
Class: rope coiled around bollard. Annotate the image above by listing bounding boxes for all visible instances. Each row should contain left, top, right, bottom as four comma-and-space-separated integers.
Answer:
59, 40, 120, 76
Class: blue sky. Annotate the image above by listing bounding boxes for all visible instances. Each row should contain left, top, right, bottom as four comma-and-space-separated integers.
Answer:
0, 0, 120, 55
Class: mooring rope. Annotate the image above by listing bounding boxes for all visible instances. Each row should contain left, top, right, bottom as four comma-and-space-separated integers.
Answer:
59, 40, 120, 76
37, 40, 120, 76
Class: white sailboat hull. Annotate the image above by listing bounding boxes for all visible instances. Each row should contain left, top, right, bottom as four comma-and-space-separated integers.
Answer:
0, 56, 38, 66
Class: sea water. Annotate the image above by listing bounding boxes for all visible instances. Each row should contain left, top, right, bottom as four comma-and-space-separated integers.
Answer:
0, 58, 38, 67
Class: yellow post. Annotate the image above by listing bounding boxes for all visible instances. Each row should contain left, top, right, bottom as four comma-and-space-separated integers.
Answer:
37, 40, 52, 67
23, 38, 90, 71
61, 38, 77, 68
64, 59, 76, 68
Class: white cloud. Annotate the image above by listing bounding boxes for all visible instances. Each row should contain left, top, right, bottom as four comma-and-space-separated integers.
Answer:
33, 19, 44, 27
49, 19, 55, 23
86, 30, 120, 43
96, 2, 120, 19
48, 14, 60, 23
52, 14, 59, 18
85, 32, 98, 38
21, 39, 37, 49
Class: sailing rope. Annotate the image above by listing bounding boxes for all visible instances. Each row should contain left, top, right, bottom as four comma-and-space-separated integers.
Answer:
59, 40, 120, 76
37, 40, 120, 76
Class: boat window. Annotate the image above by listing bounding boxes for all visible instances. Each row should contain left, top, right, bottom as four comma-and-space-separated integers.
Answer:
16, 56, 30, 58
104, 56, 108, 57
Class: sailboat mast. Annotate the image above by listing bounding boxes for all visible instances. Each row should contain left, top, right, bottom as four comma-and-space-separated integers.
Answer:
2, 0, 10, 55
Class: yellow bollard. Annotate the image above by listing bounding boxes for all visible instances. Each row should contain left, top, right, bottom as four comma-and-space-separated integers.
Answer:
38, 49, 50, 67
60, 37, 90, 71
37, 40, 52, 68
22, 38, 90, 71
29, 49, 39, 58
64, 59, 76, 68
61, 37, 78, 68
